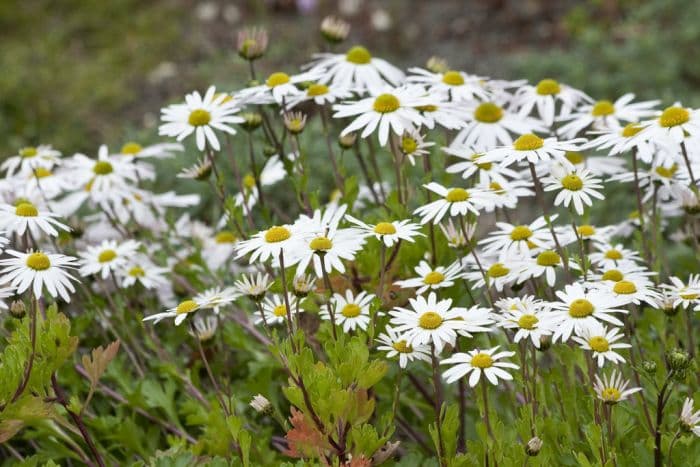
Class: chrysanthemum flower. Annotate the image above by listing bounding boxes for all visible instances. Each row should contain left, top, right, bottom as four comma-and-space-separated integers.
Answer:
407, 67, 489, 102
2, 145, 62, 177
0, 250, 79, 302
514, 250, 571, 287
395, 260, 464, 295
0, 200, 69, 237
235, 223, 307, 264
413, 182, 494, 224
513, 78, 592, 126
143, 294, 221, 326
597, 277, 661, 307
593, 370, 642, 405
543, 167, 605, 215
662, 275, 700, 308
320, 289, 374, 332
444, 145, 521, 185
637, 104, 700, 144
256, 294, 298, 326
79, 239, 141, 280
286, 82, 354, 108
680, 397, 700, 436
376, 326, 431, 368
482, 133, 584, 167
497, 296, 554, 348
572, 323, 631, 367
398, 129, 435, 165
589, 242, 643, 269
479, 216, 554, 261
345, 215, 425, 247
557, 94, 659, 138
306, 45, 405, 93
441, 346, 519, 386
464, 256, 517, 292
333, 86, 430, 146
234, 272, 273, 301
119, 257, 169, 290
159, 86, 244, 151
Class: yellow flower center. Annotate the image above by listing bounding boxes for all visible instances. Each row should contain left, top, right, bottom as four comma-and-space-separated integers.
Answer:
265, 72, 290, 87
517, 314, 539, 330
15, 202, 38, 217
659, 106, 690, 128
373, 94, 400, 113
341, 303, 361, 318
423, 271, 445, 285
243, 173, 256, 189
34, 167, 51, 178
535, 79, 561, 95
176, 299, 198, 314
20, 147, 38, 158
565, 151, 585, 164
569, 298, 594, 318
306, 83, 329, 96
215, 231, 237, 244
488, 263, 509, 278
536, 250, 561, 266
392, 340, 413, 353
474, 103, 503, 123
605, 249, 623, 260
622, 123, 643, 138
589, 336, 610, 352
442, 70, 465, 86
345, 46, 372, 64
510, 225, 533, 241
188, 109, 211, 127
120, 142, 143, 155
601, 387, 621, 402
513, 133, 545, 151
471, 352, 494, 368
98, 249, 117, 263
93, 161, 113, 175
680, 292, 699, 300
418, 311, 443, 330
561, 174, 583, 191
128, 266, 145, 277
602, 269, 624, 282
264, 226, 291, 243
489, 182, 505, 195
415, 104, 438, 112
374, 222, 396, 235
401, 136, 418, 154
613, 280, 637, 295
309, 236, 333, 251
26, 252, 51, 270
577, 224, 595, 237
445, 188, 469, 202
273, 304, 287, 317
591, 100, 615, 117
470, 154, 492, 170
655, 164, 677, 179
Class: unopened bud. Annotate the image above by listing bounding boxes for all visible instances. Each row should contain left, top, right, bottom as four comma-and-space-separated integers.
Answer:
537, 335, 552, 352
338, 132, 357, 149
293, 274, 315, 298
241, 112, 263, 131
237, 28, 268, 61
641, 360, 657, 374
263, 145, 277, 158
667, 348, 691, 371
426, 56, 449, 74
320, 16, 350, 43
250, 394, 273, 414
525, 437, 542, 456
10, 300, 25, 319
284, 112, 307, 135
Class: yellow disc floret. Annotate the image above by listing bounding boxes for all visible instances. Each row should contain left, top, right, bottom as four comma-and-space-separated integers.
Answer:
345, 46, 372, 64
613, 280, 637, 295
536, 250, 561, 266
373, 94, 400, 113
176, 299, 199, 315
445, 188, 469, 202
535, 79, 561, 95
591, 100, 615, 117
264, 226, 291, 243
98, 249, 117, 263
442, 70, 465, 86
341, 303, 361, 318
423, 271, 445, 285
474, 103, 503, 123
659, 106, 690, 128
561, 174, 583, 191
517, 314, 539, 330
569, 298, 594, 318
513, 133, 544, 151
471, 353, 494, 368
589, 336, 610, 352
93, 161, 114, 175
188, 109, 211, 127
26, 252, 51, 271
15, 202, 38, 217
309, 236, 333, 251
418, 311, 443, 330
265, 72, 290, 87
374, 222, 396, 235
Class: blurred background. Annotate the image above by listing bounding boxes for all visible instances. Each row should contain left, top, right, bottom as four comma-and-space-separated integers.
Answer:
2, 0, 700, 157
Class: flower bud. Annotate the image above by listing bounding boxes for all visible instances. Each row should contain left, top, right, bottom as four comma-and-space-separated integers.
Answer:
284, 112, 307, 135
10, 300, 26, 319
641, 360, 657, 374
320, 16, 350, 44
426, 56, 449, 74
537, 335, 552, 352
241, 112, 263, 131
338, 132, 357, 149
525, 437, 542, 456
237, 28, 268, 61
293, 274, 315, 298
666, 348, 691, 371
263, 145, 277, 158
250, 394, 273, 415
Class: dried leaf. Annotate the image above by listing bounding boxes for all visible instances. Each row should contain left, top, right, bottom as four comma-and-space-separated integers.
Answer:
283, 407, 329, 459
81, 340, 120, 388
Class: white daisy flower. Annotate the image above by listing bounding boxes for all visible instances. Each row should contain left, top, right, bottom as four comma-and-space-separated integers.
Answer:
23, 166, 74, 200
585, 123, 659, 165
662, 275, 700, 308
0, 201, 69, 238
593, 370, 642, 405
333, 86, 430, 146
543, 167, 605, 215
549, 282, 628, 342
234, 272, 273, 301
256, 294, 298, 326
234, 154, 288, 211
479, 179, 534, 211
398, 129, 435, 165
305, 45, 405, 93
414, 99, 468, 130
0, 250, 79, 302
116, 141, 183, 160
559, 150, 626, 177
159, 86, 244, 151
439, 219, 473, 249
188, 315, 218, 341
345, 215, 425, 248
407, 67, 490, 101
637, 105, 700, 145
286, 82, 354, 108
2, 145, 62, 177
79, 239, 141, 280
235, 223, 307, 265
320, 289, 374, 332
497, 297, 554, 348
572, 323, 631, 367
441, 346, 519, 386
413, 182, 494, 225
597, 278, 661, 307
515, 250, 568, 287
202, 230, 239, 271
513, 78, 592, 126
177, 157, 212, 181
194, 286, 239, 314
444, 145, 521, 185
482, 133, 584, 167
238, 70, 321, 104
67, 145, 143, 194
395, 260, 464, 295
588, 243, 643, 269
453, 305, 495, 338
479, 216, 554, 261
119, 258, 169, 289
143, 295, 216, 326
680, 397, 700, 436
464, 257, 517, 292
557, 94, 659, 138
376, 326, 431, 368
450, 101, 546, 150
389, 292, 468, 353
